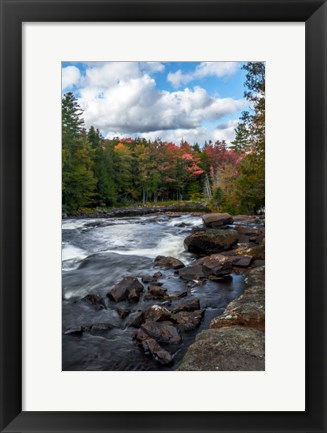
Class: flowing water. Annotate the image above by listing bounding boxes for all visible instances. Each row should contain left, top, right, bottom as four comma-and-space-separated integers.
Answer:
62, 214, 245, 371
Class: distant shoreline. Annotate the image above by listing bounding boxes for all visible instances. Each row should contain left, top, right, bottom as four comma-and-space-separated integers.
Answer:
62, 202, 211, 219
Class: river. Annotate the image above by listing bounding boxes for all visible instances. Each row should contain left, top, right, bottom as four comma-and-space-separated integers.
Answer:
62, 214, 245, 370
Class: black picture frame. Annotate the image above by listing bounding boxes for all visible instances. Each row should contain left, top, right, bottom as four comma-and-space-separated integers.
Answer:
0, 0, 326, 432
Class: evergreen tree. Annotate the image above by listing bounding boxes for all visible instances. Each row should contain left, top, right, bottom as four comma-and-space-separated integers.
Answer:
62, 93, 96, 212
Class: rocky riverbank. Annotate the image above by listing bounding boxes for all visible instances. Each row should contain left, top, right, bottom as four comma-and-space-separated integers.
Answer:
63, 211, 265, 370
63, 202, 211, 219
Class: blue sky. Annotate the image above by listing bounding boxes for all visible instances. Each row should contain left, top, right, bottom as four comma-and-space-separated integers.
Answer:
62, 61, 249, 145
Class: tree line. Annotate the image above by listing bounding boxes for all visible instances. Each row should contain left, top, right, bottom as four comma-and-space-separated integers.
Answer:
62, 62, 265, 215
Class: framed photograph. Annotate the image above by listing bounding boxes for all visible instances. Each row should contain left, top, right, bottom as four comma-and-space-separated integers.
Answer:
0, 0, 326, 432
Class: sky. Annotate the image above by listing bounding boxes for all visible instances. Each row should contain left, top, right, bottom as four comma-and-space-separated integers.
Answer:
62, 61, 249, 146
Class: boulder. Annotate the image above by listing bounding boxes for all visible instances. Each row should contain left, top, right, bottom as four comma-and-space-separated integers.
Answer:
81, 294, 106, 309
141, 320, 182, 344
234, 225, 263, 243
144, 285, 168, 300
232, 256, 253, 268
200, 254, 233, 277
171, 309, 204, 332
202, 213, 233, 228
107, 277, 144, 303
116, 307, 130, 319
154, 255, 185, 269
141, 338, 173, 365
178, 263, 206, 281
125, 311, 144, 328
178, 326, 265, 371
210, 303, 265, 331
143, 305, 171, 322
244, 266, 265, 289
184, 229, 239, 254
127, 286, 143, 303
172, 298, 200, 313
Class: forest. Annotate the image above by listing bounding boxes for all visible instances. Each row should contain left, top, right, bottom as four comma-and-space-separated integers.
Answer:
62, 62, 265, 215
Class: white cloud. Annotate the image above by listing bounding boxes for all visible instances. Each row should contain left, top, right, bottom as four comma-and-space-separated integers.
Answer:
167, 62, 240, 88
78, 68, 246, 134
62, 66, 81, 90
63, 62, 245, 144
213, 119, 239, 143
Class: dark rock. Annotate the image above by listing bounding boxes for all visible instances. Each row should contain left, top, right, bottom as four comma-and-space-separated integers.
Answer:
184, 229, 238, 254
108, 277, 144, 302
171, 309, 204, 332
232, 256, 253, 268
202, 213, 233, 228
234, 225, 263, 243
201, 254, 233, 277
178, 326, 265, 371
116, 307, 130, 319
81, 294, 106, 309
141, 275, 154, 283
144, 285, 168, 300
141, 320, 182, 344
141, 338, 173, 365
64, 326, 83, 335
143, 305, 171, 322
125, 311, 144, 328
172, 298, 200, 313
178, 263, 206, 281
154, 255, 185, 269
152, 271, 163, 279
127, 286, 143, 303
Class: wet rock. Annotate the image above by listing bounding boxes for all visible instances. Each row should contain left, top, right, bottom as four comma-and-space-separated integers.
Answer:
178, 326, 265, 371
141, 320, 182, 344
172, 298, 200, 313
144, 285, 168, 300
232, 256, 253, 268
141, 338, 173, 365
81, 294, 106, 309
152, 271, 163, 279
184, 229, 238, 254
200, 254, 233, 277
127, 286, 143, 303
64, 326, 83, 335
125, 311, 144, 328
202, 213, 233, 228
234, 225, 263, 243
107, 277, 144, 303
178, 263, 206, 281
171, 309, 204, 332
116, 307, 130, 319
154, 255, 185, 269
143, 305, 171, 322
